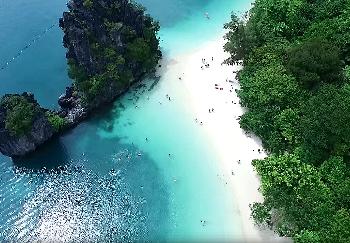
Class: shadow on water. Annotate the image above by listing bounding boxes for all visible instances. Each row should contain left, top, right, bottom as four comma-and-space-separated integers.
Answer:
12, 136, 68, 171
84, 75, 158, 134
1, 72, 170, 241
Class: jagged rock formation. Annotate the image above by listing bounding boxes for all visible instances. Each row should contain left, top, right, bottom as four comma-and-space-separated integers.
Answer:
0, 93, 55, 157
0, 0, 161, 158
58, 0, 161, 123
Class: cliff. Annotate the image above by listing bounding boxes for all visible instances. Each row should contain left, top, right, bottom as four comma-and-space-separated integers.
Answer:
0, 0, 160, 158
0, 93, 56, 157
58, 0, 161, 123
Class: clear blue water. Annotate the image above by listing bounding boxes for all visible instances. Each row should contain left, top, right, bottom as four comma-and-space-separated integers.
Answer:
0, 0, 252, 241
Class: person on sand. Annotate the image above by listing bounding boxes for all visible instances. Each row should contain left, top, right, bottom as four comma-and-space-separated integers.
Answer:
212, 57, 214, 61
200, 122, 203, 125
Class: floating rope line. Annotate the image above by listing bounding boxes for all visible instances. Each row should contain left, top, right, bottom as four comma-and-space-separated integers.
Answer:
0, 23, 57, 71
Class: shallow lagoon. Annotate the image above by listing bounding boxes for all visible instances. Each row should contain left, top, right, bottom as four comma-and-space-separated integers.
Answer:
0, 0, 252, 241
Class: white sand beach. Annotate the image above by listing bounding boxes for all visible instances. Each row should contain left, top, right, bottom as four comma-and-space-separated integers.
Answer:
162, 36, 290, 242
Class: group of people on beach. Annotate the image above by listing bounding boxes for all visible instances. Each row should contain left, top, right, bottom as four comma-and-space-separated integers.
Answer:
201, 57, 214, 70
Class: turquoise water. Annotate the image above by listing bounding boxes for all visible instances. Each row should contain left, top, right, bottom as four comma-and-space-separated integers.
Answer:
0, 0, 252, 241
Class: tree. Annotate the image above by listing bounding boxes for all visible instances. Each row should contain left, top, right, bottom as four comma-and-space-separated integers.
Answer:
126, 38, 156, 71
299, 84, 350, 164
46, 112, 67, 132
83, 0, 93, 9
238, 63, 301, 110
225, 0, 350, 241
1, 95, 36, 137
224, 14, 250, 64
252, 153, 335, 237
287, 39, 343, 89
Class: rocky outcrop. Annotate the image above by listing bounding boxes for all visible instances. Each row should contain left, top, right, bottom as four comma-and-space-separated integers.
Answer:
57, 87, 87, 124
57, 0, 161, 124
0, 93, 55, 157
0, 0, 161, 158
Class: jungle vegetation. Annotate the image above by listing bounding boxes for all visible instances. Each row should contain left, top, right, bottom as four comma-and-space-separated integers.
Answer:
224, 0, 350, 242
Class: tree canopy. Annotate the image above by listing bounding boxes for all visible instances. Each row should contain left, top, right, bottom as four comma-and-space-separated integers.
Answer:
225, 0, 350, 242
0, 95, 36, 137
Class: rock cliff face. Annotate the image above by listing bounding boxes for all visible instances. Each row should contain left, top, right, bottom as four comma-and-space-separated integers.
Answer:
58, 0, 161, 123
0, 0, 160, 158
0, 93, 55, 157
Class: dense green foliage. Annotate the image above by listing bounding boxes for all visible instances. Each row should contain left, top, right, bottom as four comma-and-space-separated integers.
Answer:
46, 112, 67, 132
67, 1, 161, 104
0, 96, 36, 137
225, 0, 350, 242
286, 40, 343, 89
83, 0, 93, 8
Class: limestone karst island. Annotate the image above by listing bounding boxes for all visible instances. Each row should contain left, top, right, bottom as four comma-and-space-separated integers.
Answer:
0, 0, 349, 242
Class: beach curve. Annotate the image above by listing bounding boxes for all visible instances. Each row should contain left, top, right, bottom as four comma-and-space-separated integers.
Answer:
161, 35, 291, 242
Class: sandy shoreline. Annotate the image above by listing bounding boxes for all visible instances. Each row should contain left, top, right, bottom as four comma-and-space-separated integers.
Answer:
164, 36, 289, 242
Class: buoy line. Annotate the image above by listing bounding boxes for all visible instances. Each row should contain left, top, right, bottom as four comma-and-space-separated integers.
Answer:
0, 23, 57, 71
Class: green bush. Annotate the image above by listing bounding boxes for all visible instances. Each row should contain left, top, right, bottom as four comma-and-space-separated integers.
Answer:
287, 39, 343, 89
46, 112, 67, 132
1, 96, 35, 137
83, 0, 93, 8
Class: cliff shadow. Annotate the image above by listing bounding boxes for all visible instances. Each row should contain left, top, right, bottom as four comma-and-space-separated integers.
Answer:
12, 136, 68, 171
